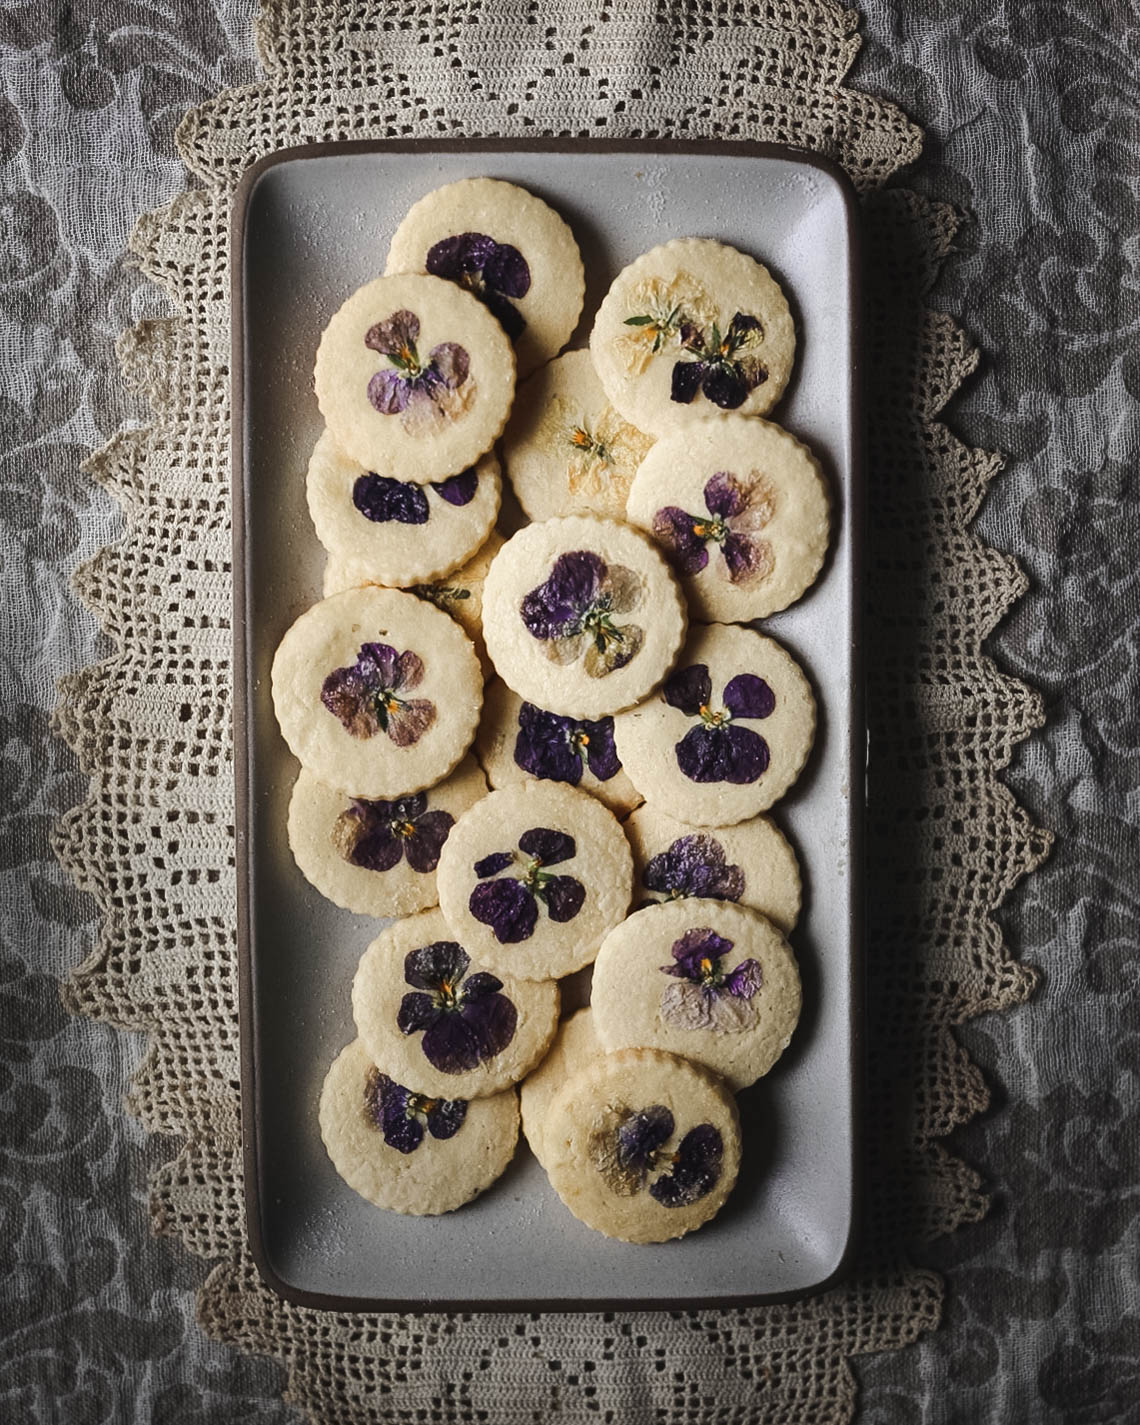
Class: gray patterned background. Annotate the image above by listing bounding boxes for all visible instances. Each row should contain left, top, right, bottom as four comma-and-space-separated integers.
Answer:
0, 3, 1135, 1422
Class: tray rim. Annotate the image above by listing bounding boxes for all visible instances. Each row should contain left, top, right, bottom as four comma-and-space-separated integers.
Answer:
232, 136, 864, 1315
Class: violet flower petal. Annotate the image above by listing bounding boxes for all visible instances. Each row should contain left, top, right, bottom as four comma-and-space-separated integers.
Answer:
425, 232, 497, 278
404, 940, 470, 991
431, 468, 478, 506
720, 531, 764, 583
392, 649, 426, 692
459, 991, 518, 1060
397, 990, 441, 1035
675, 724, 770, 784
728, 312, 763, 342
670, 927, 734, 977
723, 674, 776, 721
482, 241, 531, 299
643, 834, 744, 902
385, 698, 436, 748
653, 506, 710, 577
474, 851, 514, 879
583, 719, 621, 781
514, 703, 584, 784
420, 1013, 483, 1074
617, 1104, 674, 1174
402, 810, 454, 874
700, 364, 749, 409
517, 827, 576, 866
702, 470, 749, 519
520, 550, 607, 639
358, 641, 403, 689
460, 971, 504, 998
429, 341, 470, 390
540, 875, 585, 923
373, 1074, 425, 1154
670, 360, 705, 404
321, 664, 381, 739
723, 957, 764, 1000
345, 817, 404, 872
367, 368, 410, 415
365, 309, 420, 356
662, 663, 712, 716
426, 1097, 468, 1140
352, 473, 430, 525
469, 877, 539, 943
649, 1124, 723, 1207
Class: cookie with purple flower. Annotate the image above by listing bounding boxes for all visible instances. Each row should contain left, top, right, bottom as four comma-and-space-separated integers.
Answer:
318, 1039, 520, 1215
591, 900, 801, 1090
543, 1047, 741, 1243
287, 756, 487, 919
613, 623, 815, 825
270, 586, 483, 798
481, 516, 686, 720
502, 351, 654, 523
385, 178, 585, 378
436, 781, 632, 981
590, 239, 795, 436
627, 418, 830, 622
624, 805, 801, 933
314, 273, 515, 481
352, 908, 559, 1099
306, 428, 501, 587
475, 679, 643, 818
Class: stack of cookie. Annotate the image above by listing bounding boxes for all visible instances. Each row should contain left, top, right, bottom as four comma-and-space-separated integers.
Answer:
271, 178, 830, 1241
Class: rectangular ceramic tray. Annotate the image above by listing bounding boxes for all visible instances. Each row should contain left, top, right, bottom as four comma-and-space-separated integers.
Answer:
233, 140, 862, 1312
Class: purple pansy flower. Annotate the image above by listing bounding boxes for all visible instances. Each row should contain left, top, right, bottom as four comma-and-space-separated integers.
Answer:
469, 827, 585, 943
425, 232, 531, 341
520, 550, 645, 679
588, 1101, 724, 1208
365, 308, 472, 435
653, 470, 774, 585
662, 662, 775, 784
659, 927, 763, 1033
331, 793, 453, 874
396, 940, 517, 1075
321, 641, 436, 746
668, 312, 768, 409
364, 1066, 467, 1155
351, 466, 479, 525
641, 833, 745, 906
513, 701, 622, 787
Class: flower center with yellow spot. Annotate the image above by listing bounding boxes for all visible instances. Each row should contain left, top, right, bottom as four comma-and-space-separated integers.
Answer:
395, 820, 417, 839
698, 703, 729, 728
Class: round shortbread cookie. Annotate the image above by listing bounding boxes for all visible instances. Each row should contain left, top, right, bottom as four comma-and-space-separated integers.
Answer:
589, 239, 795, 435
544, 1047, 741, 1243
502, 350, 654, 522
352, 908, 560, 1100
591, 900, 801, 1090
519, 1008, 600, 1168
385, 177, 585, 378
271, 587, 482, 798
314, 273, 515, 480
626, 418, 830, 622
475, 678, 643, 818
624, 805, 801, 934
286, 755, 487, 918
436, 781, 632, 981
481, 516, 687, 720
319, 1038, 519, 1215
613, 623, 815, 824
325, 532, 505, 683
306, 427, 501, 585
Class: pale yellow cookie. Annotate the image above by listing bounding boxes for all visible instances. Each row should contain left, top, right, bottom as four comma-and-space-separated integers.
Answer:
475, 678, 643, 818
352, 908, 560, 1100
436, 781, 632, 981
481, 516, 687, 720
613, 623, 815, 824
544, 1047, 740, 1243
519, 1008, 600, 1168
385, 177, 585, 377
270, 587, 482, 798
286, 756, 487, 918
314, 273, 515, 480
624, 805, 801, 933
319, 1039, 519, 1215
590, 900, 801, 1091
590, 238, 795, 435
502, 350, 654, 522
306, 428, 501, 586
626, 418, 830, 622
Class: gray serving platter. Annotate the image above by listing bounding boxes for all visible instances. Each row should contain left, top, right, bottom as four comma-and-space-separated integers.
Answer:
233, 140, 862, 1312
